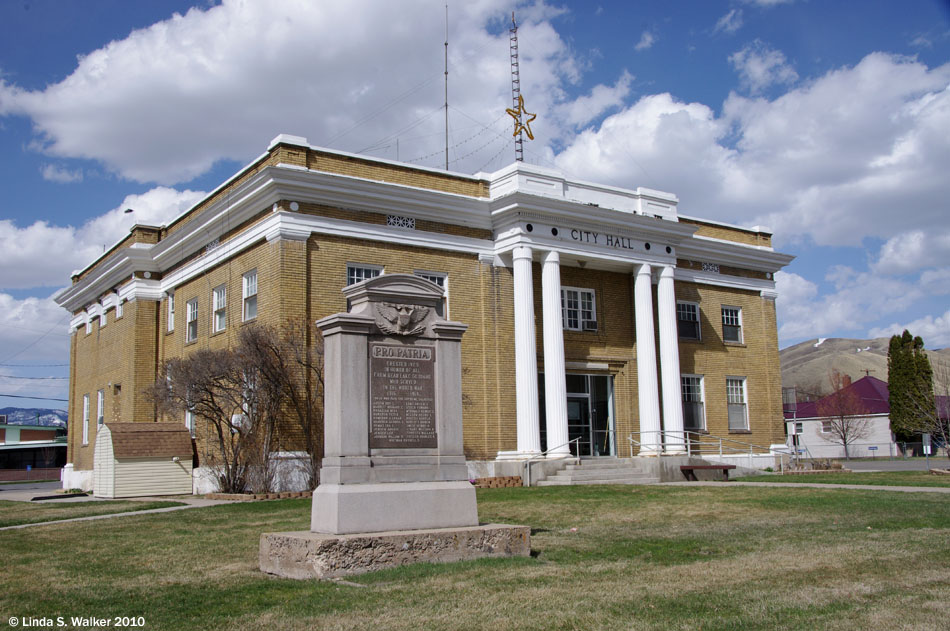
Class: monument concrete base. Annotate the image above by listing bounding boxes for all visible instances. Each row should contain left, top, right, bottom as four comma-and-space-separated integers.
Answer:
260, 524, 530, 579
311, 480, 478, 534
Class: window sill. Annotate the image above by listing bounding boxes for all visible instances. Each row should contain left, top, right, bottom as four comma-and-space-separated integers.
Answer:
678, 337, 702, 343
185, 339, 198, 346
728, 429, 752, 434
724, 341, 746, 348
240, 317, 258, 326
211, 329, 227, 338
166, 329, 175, 335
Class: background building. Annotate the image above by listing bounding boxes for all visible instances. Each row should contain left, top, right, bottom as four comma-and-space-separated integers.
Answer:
55, 134, 793, 492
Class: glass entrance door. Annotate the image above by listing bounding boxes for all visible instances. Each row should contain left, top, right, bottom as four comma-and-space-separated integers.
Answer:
539, 373, 616, 456
567, 374, 615, 457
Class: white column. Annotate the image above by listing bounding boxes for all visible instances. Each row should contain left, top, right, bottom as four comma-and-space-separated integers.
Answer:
512, 246, 541, 456
658, 266, 685, 454
541, 250, 570, 457
634, 264, 662, 455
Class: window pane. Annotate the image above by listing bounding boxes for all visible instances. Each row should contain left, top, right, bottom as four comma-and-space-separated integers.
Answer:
677, 303, 700, 339
728, 404, 747, 430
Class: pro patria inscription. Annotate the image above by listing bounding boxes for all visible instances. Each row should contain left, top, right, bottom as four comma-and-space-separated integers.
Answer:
369, 342, 437, 449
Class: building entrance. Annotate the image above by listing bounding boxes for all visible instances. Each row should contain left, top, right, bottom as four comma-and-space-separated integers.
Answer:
540, 373, 615, 457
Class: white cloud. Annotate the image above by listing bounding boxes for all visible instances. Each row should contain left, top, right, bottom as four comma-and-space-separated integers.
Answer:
40, 164, 83, 183
0, 0, 604, 184
554, 92, 734, 194
0, 187, 205, 289
556, 71, 632, 127
774, 268, 922, 344
873, 229, 950, 274
635, 31, 656, 52
0, 293, 70, 366
869, 309, 950, 349
728, 40, 798, 94
741, 0, 794, 6
714, 9, 744, 35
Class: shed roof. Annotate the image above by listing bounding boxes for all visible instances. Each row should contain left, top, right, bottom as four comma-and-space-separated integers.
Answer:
105, 423, 193, 459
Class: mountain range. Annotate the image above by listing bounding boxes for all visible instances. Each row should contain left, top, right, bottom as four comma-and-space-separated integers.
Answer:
0, 407, 68, 427
780, 337, 950, 399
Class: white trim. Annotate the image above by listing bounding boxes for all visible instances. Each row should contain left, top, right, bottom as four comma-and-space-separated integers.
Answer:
675, 267, 777, 295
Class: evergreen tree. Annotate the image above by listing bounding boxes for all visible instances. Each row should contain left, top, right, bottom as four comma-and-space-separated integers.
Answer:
887, 330, 936, 439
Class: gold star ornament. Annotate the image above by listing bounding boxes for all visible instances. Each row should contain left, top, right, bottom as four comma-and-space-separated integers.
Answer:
506, 94, 537, 141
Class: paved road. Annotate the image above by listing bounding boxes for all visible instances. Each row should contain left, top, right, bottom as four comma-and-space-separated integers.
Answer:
845, 458, 949, 472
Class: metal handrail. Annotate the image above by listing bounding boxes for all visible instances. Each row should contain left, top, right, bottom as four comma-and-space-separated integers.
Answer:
523, 437, 581, 487
627, 430, 795, 470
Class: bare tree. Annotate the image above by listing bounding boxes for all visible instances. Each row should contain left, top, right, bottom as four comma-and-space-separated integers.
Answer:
148, 343, 282, 493
816, 370, 872, 460
239, 320, 324, 489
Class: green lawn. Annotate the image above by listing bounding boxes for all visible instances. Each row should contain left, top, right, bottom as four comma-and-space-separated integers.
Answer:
1, 486, 948, 630
738, 470, 950, 487
0, 499, 186, 528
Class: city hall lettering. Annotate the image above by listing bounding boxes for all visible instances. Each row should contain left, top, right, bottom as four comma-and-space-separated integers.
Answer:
569, 229, 637, 251
369, 343, 437, 449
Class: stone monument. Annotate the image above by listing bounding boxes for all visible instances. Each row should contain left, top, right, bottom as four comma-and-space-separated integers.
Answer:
260, 274, 529, 579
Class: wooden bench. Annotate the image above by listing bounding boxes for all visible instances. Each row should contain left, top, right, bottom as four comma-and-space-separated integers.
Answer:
680, 464, 737, 481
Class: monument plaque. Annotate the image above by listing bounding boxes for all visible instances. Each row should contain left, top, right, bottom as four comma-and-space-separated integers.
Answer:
369, 342, 437, 449
260, 274, 530, 579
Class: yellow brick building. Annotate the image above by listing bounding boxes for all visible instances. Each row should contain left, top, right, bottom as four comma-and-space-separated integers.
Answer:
56, 134, 793, 491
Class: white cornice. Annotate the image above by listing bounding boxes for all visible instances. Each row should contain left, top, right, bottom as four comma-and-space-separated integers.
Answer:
675, 268, 777, 296
677, 235, 794, 273
56, 156, 793, 313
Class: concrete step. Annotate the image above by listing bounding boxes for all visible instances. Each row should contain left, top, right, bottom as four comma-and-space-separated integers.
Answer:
564, 462, 643, 471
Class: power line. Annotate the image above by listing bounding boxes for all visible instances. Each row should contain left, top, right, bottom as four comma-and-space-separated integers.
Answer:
0, 393, 69, 402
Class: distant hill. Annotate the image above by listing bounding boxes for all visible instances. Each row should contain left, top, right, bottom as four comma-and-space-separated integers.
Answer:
0, 407, 68, 427
780, 337, 950, 399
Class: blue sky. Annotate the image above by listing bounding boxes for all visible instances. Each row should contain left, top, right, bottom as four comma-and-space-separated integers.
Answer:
1, 0, 949, 409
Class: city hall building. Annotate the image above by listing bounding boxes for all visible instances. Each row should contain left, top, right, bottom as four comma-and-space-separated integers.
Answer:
56, 134, 793, 491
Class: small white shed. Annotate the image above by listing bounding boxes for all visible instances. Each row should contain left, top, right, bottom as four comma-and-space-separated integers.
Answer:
94, 423, 194, 498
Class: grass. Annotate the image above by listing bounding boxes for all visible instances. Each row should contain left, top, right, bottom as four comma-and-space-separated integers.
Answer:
0, 499, 186, 528
738, 470, 950, 487
1, 486, 948, 630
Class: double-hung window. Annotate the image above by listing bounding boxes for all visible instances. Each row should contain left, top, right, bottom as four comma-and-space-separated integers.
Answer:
185, 408, 196, 438
242, 270, 258, 321
96, 389, 104, 426
726, 377, 749, 430
346, 264, 382, 286
681, 375, 706, 431
213, 284, 227, 333
186, 298, 198, 343
82, 394, 90, 445
415, 271, 447, 317
561, 287, 597, 331
722, 306, 742, 343
167, 293, 175, 332
677, 302, 700, 340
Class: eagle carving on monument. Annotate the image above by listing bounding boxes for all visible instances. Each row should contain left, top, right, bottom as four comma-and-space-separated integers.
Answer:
375, 302, 430, 336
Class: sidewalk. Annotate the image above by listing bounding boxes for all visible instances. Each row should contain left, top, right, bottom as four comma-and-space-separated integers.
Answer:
660, 480, 950, 494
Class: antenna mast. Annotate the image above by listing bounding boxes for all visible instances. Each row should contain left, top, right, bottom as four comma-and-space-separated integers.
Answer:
444, 4, 449, 170
509, 12, 523, 162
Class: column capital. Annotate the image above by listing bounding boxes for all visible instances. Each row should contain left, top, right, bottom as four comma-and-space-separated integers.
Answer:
542, 249, 561, 264
659, 265, 676, 280
512, 245, 533, 262
635, 262, 652, 277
